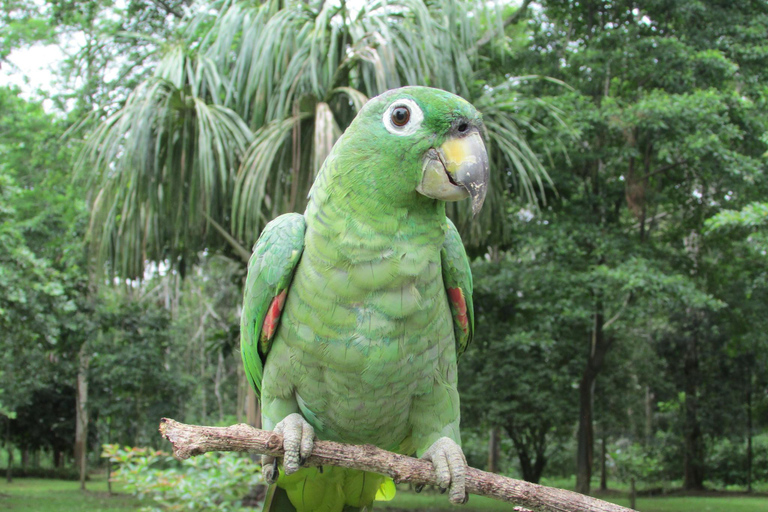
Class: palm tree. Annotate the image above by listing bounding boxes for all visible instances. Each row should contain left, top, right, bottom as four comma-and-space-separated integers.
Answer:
80, 0, 555, 279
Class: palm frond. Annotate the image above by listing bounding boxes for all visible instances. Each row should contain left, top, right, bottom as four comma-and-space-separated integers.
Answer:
81, 0, 559, 277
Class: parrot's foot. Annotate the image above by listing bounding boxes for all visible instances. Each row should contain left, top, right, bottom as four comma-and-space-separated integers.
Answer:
262, 413, 315, 482
421, 437, 468, 505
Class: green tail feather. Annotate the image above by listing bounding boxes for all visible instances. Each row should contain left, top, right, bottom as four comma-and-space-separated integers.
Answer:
263, 485, 298, 512
261, 467, 395, 512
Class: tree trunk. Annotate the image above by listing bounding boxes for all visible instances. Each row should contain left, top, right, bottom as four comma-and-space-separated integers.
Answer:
74, 342, 91, 491
5, 420, 12, 483
682, 312, 704, 490
5, 446, 12, 483
487, 428, 500, 473
21, 448, 28, 469
508, 426, 548, 484
576, 301, 612, 495
214, 351, 225, 424
237, 364, 246, 424
575, 375, 594, 494
599, 435, 607, 491
644, 386, 653, 445
746, 369, 753, 493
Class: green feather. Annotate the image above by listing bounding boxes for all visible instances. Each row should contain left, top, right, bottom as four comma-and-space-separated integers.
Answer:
241, 213, 305, 397
245, 87, 483, 512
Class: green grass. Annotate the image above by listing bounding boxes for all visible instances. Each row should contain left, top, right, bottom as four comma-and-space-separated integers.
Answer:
2, 477, 767, 512
378, 489, 768, 512
601, 495, 768, 512
0, 474, 141, 512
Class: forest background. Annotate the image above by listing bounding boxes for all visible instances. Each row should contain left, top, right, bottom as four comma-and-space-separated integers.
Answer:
1, 0, 767, 505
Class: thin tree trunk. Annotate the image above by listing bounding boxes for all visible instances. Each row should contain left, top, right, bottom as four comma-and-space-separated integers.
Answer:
746, 368, 753, 493
488, 428, 500, 473
237, 364, 245, 424
644, 386, 653, 445
576, 301, 612, 495
5, 446, 12, 483
508, 427, 548, 484
107, 417, 113, 496
682, 312, 704, 490
599, 435, 607, 491
5, 420, 12, 483
575, 374, 594, 494
214, 351, 225, 424
75, 341, 91, 491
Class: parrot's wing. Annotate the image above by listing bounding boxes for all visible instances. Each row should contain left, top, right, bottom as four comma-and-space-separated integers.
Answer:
441, 217, 474, 358
241, 213, 306, 397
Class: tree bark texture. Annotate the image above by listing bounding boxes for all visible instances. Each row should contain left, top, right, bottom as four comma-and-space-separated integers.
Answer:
75, 342, 91, 491
160, 418, 634, 512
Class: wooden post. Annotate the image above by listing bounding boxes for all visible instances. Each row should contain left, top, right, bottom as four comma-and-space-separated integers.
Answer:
630, 477, 636, 510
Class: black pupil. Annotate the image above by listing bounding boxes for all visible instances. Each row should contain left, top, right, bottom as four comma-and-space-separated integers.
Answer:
392, 107, 409, 126
458, 122, 469, 133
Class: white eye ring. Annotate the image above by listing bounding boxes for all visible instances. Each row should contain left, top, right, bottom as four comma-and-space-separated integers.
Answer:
382, 99, 424, 136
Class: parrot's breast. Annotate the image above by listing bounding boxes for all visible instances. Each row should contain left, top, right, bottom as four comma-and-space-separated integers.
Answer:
260, 198, 458, 452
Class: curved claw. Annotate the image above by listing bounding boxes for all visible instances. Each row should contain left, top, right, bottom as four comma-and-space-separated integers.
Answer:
421, 437, 468, 505
262, 455, 280, 484
273, 413, 315, 475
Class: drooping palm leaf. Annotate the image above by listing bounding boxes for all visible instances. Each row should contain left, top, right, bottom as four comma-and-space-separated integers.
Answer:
81, 0, 554, 278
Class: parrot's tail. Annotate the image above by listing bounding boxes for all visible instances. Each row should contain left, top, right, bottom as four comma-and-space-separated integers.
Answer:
261, 486, 368, 512
260, 467, 395, 512
262, 485, 296, 512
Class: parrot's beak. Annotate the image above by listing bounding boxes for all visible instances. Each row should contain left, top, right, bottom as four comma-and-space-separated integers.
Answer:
417, 130, 489, 216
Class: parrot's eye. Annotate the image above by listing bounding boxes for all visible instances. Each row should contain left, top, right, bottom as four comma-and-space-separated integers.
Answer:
382, 99, 423, 136
391, 107, 410, 126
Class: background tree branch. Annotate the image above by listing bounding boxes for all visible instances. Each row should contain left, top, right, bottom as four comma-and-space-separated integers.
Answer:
159, 418, 633, 512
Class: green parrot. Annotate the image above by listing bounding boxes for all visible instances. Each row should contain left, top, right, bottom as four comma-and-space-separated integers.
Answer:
241, 86, 488, 512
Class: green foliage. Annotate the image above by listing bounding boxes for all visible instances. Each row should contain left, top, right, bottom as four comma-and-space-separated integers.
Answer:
706, 202, 768, 231
0, 0, 55, 62
103, 444, 263, 512
80, 0, 554, 279
706, 434, 768, 487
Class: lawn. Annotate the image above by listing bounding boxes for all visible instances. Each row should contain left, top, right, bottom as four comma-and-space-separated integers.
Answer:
379, 489, 768, 512
0, 475, 140, 512
2, 477, 768, 512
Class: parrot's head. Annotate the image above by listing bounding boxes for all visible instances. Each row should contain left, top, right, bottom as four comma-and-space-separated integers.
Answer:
331, 86, 489, 216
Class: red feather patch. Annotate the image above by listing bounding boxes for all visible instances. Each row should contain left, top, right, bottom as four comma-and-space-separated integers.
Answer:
261, 290, 287, 342
447, 287, 469, 334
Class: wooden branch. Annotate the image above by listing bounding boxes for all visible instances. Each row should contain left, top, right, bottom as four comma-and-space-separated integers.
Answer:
159, 418, 632, 512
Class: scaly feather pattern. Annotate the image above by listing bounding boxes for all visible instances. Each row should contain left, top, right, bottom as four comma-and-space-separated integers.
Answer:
241, 87, 485, 512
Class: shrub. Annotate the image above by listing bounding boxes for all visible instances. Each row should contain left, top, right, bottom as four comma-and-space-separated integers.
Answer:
706, 433, 768, 486
103, 444, 263, 511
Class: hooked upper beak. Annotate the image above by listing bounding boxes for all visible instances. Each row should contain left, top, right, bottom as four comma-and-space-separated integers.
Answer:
417, 130, 489, 216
